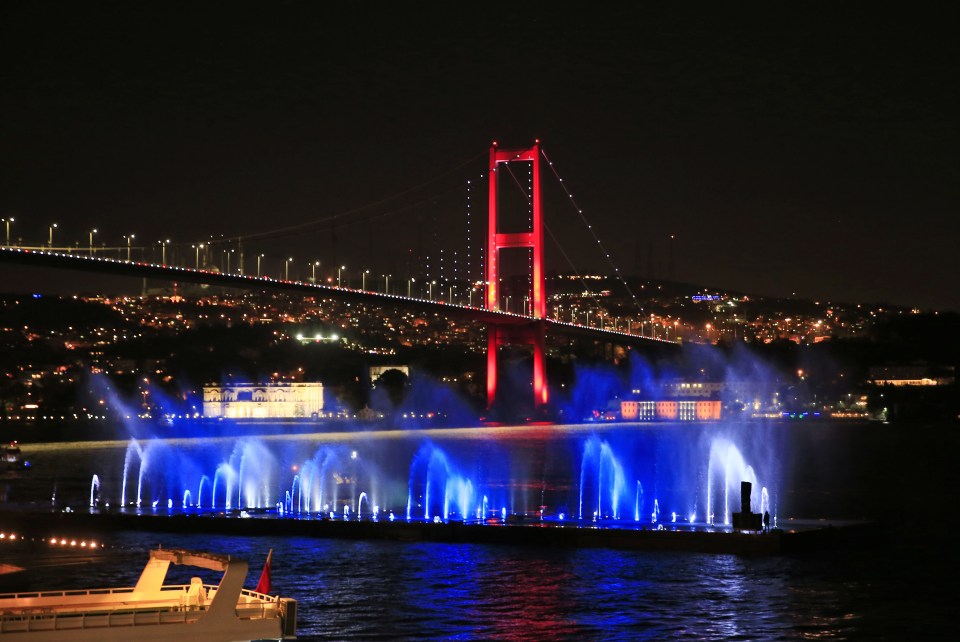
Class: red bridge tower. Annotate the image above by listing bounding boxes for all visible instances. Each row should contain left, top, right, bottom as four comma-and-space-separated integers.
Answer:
486, 141, 548, 410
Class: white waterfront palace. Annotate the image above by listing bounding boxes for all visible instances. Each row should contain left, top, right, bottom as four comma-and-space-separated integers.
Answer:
202, 382, 324, 419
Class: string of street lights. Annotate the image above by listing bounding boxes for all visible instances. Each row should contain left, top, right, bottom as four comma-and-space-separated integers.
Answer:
0, 222, 683, 341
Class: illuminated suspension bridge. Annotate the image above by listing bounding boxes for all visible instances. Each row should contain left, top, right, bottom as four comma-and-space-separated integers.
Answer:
0, 142, 680, 409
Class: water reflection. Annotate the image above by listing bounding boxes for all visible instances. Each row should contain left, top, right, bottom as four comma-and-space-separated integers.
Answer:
0, 526, 947, 639
3, 421, 952, 639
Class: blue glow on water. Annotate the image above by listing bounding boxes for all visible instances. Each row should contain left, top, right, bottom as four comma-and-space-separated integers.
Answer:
87, 420, 781, 531
11, 518, 937, 641
8, 411, 944, 640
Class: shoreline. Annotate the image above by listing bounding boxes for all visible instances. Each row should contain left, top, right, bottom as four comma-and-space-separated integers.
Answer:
2, 416, 891, 448
0, 508, 880, 557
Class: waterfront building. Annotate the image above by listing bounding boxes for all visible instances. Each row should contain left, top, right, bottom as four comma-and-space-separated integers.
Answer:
661, 382, 724, 398
203, 382, 324, 418
620, 399, 721, 421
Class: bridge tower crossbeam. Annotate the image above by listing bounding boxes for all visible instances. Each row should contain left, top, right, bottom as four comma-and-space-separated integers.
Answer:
485, 141, 548, 410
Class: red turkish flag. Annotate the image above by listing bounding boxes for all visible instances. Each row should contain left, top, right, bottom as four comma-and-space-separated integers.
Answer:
255, 549, 273, 594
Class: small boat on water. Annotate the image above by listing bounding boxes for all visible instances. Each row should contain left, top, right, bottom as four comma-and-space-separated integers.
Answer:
0, 547, 296, 641
2, 442, 29, 471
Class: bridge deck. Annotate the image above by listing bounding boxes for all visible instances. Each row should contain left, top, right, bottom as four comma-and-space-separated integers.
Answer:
0, 247, 677, 347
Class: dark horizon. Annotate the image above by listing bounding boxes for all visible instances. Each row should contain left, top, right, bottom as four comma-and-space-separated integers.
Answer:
1, 5, 956, 311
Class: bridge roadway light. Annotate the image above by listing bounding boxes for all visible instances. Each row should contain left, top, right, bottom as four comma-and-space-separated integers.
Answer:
338, 265, 345, 288
124, 234, 135, 261
2, 217, 12, 246
361, 270, 370, 291
311, 261, 320, 283
285, 257, 293, 281
161, 239, 170, 265
48, 223, 58, 247
383, 274, 390, 294
257, 253, 264, 277
88, 229, 98, 255
407, 277, 414, 298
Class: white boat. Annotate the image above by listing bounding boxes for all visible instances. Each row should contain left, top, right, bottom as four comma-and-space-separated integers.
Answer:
0, 548, 296, 641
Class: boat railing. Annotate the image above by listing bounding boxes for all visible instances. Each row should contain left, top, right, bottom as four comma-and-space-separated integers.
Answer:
0, 586, 137, 602
0, 603, 208, 634
236, 588, 283, 621
0, 584, 284, 634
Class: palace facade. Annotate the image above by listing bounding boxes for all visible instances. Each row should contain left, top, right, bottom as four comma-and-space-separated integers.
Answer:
202, 382, 324, 419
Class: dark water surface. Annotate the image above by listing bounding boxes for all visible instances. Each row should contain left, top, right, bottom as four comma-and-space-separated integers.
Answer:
1, 529, 949, 640
1, 420, 955, 640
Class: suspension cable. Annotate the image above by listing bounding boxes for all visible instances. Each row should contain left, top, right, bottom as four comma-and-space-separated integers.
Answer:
220, 150, 487, 244
502, 162, 608, 320
540, 147, 645, 318
250, 184, 463, 243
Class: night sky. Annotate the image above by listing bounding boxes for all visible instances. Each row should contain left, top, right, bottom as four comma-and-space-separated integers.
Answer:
1, 4, 956, 310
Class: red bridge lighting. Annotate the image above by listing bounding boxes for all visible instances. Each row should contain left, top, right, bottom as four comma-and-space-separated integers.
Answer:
486, 141, 547, 410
